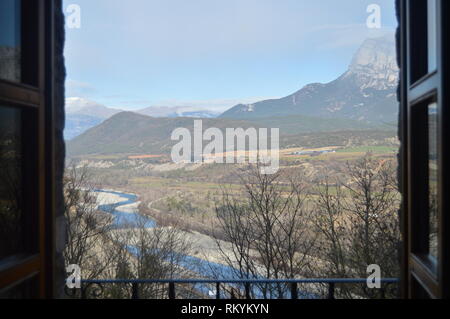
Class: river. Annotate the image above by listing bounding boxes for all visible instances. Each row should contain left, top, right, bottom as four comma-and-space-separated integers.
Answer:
94, 189, 241, 297
94, 189, 317, 299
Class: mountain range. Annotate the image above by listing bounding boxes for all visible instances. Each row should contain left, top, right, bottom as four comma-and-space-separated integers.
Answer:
137, 106, 219, 119
67, 112, 260, 156
66, 35, 399, 154
220, 35, 398, 123
67, 111, 395, 157
65, 98, 219, 140
65, 98, 123, 140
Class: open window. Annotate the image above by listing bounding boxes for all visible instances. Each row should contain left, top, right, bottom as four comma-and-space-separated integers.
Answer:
400, 0, 449, 298
1, 0, 450, 300
0, 0, 56, 298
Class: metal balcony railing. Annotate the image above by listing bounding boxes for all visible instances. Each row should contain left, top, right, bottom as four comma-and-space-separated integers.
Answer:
67, 278, 400, 299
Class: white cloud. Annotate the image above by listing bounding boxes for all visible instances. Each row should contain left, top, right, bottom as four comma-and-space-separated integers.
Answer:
309, 24, 396, 50
65, 97, 105, 113
66, 79, 97, 98
149, 97, 278, 112
65, 96, 277, 114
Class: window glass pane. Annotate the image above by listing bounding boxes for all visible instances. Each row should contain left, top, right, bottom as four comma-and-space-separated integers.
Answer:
0, 275, 38, 299
428, 102, 438, 261
0, 0, 21, 82
0, 106, 24, 260
409, 0, 429, 83
427, 0, 437, 72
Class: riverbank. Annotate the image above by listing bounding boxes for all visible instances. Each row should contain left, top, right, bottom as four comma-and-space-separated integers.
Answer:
94, 189, 238, 277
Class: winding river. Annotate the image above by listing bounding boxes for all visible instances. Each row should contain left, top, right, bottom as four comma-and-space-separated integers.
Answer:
94, 189, 239, 296
95, 190, 155, 229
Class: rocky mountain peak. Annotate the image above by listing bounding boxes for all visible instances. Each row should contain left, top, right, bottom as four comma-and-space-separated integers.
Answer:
220, 35, 399, 122
345, 35, 399, 90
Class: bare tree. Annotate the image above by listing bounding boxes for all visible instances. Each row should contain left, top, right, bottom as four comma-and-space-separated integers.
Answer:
63, 165, 195, 298
109, 215, 194, 299
63, 164, 119, 280
214, 165, 316, 298
313, 155, 401, 298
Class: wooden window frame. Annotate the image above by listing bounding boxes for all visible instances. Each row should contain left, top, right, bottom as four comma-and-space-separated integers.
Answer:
400, 0, 450, 299
0, 0, 56, 298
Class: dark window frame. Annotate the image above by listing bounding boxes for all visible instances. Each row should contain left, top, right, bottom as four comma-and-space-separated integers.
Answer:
400, 0, 450, 299
0, 0, 55, 298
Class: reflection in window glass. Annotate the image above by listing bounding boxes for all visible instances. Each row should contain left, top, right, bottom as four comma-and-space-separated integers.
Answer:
427, 0, 437, 72
0, 106, 23, 260
428, 102, 438, 261
0, 275, 38, 299
0, 0, 21, 82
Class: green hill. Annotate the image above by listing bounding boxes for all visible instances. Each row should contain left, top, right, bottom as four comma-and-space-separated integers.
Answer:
67, 112, 397, 157
249, 115, 391, 135
67, 112, 262, 156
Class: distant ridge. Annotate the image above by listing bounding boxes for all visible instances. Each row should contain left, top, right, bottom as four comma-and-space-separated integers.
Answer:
137, 106, 219, 118
220, 35, 398, 123
67, 112, 261, 156
64, 98, 220, 139
67, 111, 394, 157
66, 97, 124, 119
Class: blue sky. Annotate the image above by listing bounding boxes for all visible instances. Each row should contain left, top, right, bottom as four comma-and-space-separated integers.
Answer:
63, 0, 397, 111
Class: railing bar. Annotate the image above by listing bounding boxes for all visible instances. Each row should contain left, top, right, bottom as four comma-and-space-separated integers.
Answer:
328, 282, 335, 299
74, 278, 400, 299
216, 282, 220, 300
132, 282, 139, 299
245, 282, 251, 299
168, 282, 176, 299
291, 282, 298, 299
